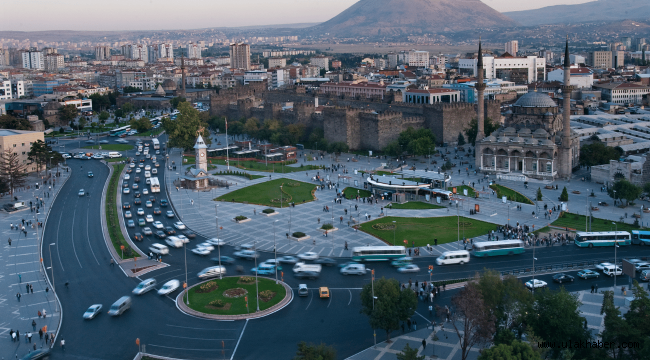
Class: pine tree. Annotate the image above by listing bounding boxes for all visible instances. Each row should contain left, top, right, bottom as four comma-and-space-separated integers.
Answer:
560, 186, 569, 202
536, 188, 543, 201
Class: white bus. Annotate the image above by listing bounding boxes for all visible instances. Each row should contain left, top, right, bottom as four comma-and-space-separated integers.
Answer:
574, 231, 631, 248
152, 138, 160, 150
472, 240, 525, 257
150, 177, 160, 193
352, 246, 406, 261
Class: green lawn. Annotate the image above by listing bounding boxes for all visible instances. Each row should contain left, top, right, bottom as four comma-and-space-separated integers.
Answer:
183, 156, 320, 173
137, 127, 164, 137
106, 164, 136, 259
489, 184, 534, 205
388, 202, 445, 210
375, 170, 399, 177
454, 185, 476, 198
214, 171, 264, 180
83, 144, 133, 151
537, 212, 641, 233
342, 187, 372, 199
106, 157, 127, 163
360, 216, 498, 247
216, 178, 316, 207
184, 276, 286, 315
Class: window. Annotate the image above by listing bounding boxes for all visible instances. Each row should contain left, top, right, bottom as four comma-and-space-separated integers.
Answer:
13, 144, 16, 147
21, 143, 25, 146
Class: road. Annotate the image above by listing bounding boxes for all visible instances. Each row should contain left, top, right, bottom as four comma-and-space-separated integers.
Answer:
41, 135, 650, 359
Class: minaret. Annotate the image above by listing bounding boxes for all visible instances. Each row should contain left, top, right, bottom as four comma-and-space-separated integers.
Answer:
475, 37, 487, 142
179, 54, 187, 97
559, 36, 574, 179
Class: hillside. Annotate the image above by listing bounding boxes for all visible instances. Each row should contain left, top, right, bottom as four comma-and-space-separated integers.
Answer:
505, 0, 650, 26
308, 0, 517, 37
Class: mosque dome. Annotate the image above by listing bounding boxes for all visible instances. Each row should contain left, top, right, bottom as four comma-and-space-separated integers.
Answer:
514, 91, 557, 108
162, 79, 177, 91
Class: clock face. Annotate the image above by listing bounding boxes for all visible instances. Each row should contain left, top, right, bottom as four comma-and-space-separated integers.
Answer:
200, 153, 205, 157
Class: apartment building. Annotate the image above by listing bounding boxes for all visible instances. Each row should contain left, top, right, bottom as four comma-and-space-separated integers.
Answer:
0, 79, 11, 100
0, 130, 45, 173
44, 54, 64, 71
187, 42, 201, 59
589, 51, 613, 69
268, 58, 287, 68
22, 50, 44, 70
408, 50, 429, 68
458, 54, 546, 84
95, 46, 111, 60
310, 56, 329, 71
594, 82, 650, 105
505, 40, 519, 56
229, 43, 251, 70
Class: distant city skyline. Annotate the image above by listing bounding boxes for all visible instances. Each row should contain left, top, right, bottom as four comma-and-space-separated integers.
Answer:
2, 0, 594, 32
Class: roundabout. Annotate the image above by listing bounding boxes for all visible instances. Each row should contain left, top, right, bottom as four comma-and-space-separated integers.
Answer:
176, 276, 293, 320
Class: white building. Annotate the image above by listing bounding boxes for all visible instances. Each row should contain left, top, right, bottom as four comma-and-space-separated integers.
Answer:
403, 88, 460, 104
594, 82, 650, 105
505, 40, 519, 56
268, 69, 285, 89
268, 58, 287, 68
0, 79, 11, 100
187, 42, 201, 59
147, 44, 174, 63
243, 70, 269, 85
121, 44, 148, 62
458, 54, 546, 84
10, 79, 26, 98
22, 50, 44, 70
444, 79, 528, 103
45, 54, 64, 71
547, 66, 594, 88
95, 46, 110, 60
408, 50, 430, 68
310, 56, 329, 71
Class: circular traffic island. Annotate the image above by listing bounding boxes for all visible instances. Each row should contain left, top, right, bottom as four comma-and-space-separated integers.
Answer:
177, 276, 292, 320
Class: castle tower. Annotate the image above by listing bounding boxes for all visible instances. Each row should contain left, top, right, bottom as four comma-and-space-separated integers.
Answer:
475, 38, 487, 142
558, 36, 574, 179
194, 133, 208, 172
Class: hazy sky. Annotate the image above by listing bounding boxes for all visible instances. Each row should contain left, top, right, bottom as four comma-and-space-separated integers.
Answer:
2, 0, 594, 31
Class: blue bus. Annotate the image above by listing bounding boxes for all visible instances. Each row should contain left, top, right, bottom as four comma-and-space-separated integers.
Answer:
574, 231, 631, 248
631, 230, 650, 246
472, 240, 525, 257
109, 125, 131, 137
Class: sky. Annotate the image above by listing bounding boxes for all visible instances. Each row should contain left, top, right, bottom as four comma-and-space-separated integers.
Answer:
2, 0, 594, 31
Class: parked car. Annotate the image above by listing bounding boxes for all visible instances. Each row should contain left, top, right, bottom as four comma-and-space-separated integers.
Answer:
298, 252, 319, 261
525, 279, 548, 290
552, 273, 575, 283
577, 269, 600, 279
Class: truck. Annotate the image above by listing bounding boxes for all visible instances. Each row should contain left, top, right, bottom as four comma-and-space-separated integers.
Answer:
292, 262, 322, 274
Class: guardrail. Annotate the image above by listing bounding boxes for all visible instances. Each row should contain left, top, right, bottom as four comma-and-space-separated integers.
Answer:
498, 257, 648, 277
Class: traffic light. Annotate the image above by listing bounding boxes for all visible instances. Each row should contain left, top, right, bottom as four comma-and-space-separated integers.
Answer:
429, 265, 433, 270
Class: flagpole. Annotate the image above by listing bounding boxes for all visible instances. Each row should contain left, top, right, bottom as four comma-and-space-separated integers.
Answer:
225, 117, 230, 171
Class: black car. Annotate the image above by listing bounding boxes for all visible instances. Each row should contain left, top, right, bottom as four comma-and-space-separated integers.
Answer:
315, 258, 337, 266
134, 191, 141, 198
134, 177, 140, 182
160, 199, 168, 207
149, 196, 156, 203
165, 226, 176, 235
212, 256, 235, 265
184, 230, 196, 239
134, 233, 143, 241
20, 348, 51, 360
123, 202, 131, 210
153, 208, 161, 215
134, 198, 142, 205
155, 230, 167, 239
552, 273, 575, 283
295, 271, 320, 280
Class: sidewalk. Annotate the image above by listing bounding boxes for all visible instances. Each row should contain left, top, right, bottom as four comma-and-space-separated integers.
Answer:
0, 170, 69, 359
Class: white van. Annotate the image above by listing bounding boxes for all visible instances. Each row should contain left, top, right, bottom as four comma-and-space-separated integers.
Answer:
341, 264, 367, 275
144, 171, 151, 178
603, 265, 622, 277
108, 152, 122, 158
165, 236, 183, 248
436, 250, 470, 265
149, 243, 169, 255
132, 278, 157, 295
108, 296, 131, 316
198, 266, 226, 279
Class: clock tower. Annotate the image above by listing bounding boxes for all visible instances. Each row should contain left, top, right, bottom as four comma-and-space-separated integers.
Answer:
194, 131, 208, 172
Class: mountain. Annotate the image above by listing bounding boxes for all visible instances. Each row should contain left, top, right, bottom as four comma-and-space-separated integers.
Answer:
505, 0, 650, 26
308, 0, 517, 37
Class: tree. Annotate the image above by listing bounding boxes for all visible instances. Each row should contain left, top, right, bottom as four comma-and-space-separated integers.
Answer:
0, 149, 28, 197
59, 104, 78, 124
170, 96, 186, 109
579, 142, 623, 166
622, 281, 650, 360
78, 117, 87, 130
464, 117, 500, 145
450, 283, 496, 360
114, 109, 124, 119
27, 140, 49, 173
536, 188, 543, 201
458, 133, 466, 146
478, 340, 541, 360
523, 288, 592, 359
360, 277, 417, 342
243, 118, 261, 139
328, 141, 349, 155
130, 117, 153, 133
293, 341, 336, 360
98, 111, 110, 123
598, 290, 632, 359
0, 115, 32, 130
396, 343, 424, 360
608, 180, 642, 205
122, 86, 141, 93
162, 102, 211, 150
383, 140, 402, 157
560, 186, 569, 202
120, 102, 134, 114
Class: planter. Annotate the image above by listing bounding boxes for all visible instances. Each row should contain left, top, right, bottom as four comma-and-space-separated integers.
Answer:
318, 226, 339, 233
234, 218, 251, 224
262, 211, 279, 217
290, 235, 311, 242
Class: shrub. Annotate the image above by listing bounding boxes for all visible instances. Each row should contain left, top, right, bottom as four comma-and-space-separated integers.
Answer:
292, 232, 306, 238
321, 223, 334, 230
200, 281, 217, 291
235, 215, 248, 221
262, 208, 275, 214
560, 186, 569, 202
208, 299, 226, 307
239, 276, 255, 283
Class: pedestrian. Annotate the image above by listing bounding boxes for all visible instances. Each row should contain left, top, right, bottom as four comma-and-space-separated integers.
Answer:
32, 319, 36, 331
28, 332, 32, 343
407, 318, 412, 330
8, 237, 11, 246
39, 329, 43, 339
16, 330, 20, 342
19, 273, 21, 283
38, 310, 41, 318
443, 283, 446, 291
16, 292, 21, 302
413, 319, 417, 331
401, 323, 405, 333
591, 284, 594, 293
30, 284, 33, 294
61, 339, 65, 351
26, 283, 30, 293
43, 309, 46, 318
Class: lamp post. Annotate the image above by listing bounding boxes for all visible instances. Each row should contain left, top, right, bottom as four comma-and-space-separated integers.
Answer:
371, 268, 377, 348
184, 234, 189, 305
456, 200, 460, 249
216, 205, 222, 279
532, 238, 537, 294
254, 240, 260, 311
280, 185, 282, 209
48, 243, 58, 312
613, 222, 618, 288
392, 221, 397, 246
586, 189, 590, 231
273, 220, 279, 284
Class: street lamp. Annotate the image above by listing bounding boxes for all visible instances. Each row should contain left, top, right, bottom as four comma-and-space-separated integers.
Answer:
48, 243, 58, 312
216, 206, 222, 279
371, 268, 377, 348
456, 200, 460, 249
586, 189, 590, 232
254, 241, 260, 311
280, 185, 283, 209
392, 221, 397, 246
613, 222, 619, 288
184, 234, 189, 305
273, 220, 279, 284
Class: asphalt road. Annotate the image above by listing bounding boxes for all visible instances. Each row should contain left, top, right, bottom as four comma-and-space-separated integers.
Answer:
41, 134, 650, 359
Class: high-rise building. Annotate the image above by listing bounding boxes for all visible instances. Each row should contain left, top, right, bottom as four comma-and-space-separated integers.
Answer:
42, 47, 57, 55
588, 51, 613, 69
44, 54, 64, 71
310, 56, 330, 71
407, 50, 429, 67
622, 37, 632, 49
187, 42, 201, 59
636, 38, 647, 51
121, 44, 148, 61
505, 40, 519, 56
229, 43, 251, 70
21, 50, 44, 69
387, 53, 398, 68
95, 46, 110, 60
0, 80, 11, 100
147, 44, 173, 63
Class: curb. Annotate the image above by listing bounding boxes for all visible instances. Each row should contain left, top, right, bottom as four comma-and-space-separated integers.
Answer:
175, 276, 293, 320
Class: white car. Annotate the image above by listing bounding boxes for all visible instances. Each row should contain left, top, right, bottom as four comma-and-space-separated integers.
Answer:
279, 255, 299, 264
137, 208, 145, 216
145, 214, 154, 223
234, 250, 258, 260
192, 247, 211, 256
83, 304, 103, 320
177, 235, 190, 244
145, 165, 151, 171
124, 211, 132, 218
123, 187, 130, 194
397, 264, 421, 273
149, 243, 169, 255
152, 221, 164, 229
174, 221, 186, 230
124, 174, 130, 180
525, 279, 548, 290
132, 278, 157, 295
298, 252, 319, 261
92, 154, 103, 160
152, 169, 158, 175
135, 152, 141, 156
129, 163, 135, 168
62, 153, 72, 159
158, 280, 180, 295
198, 242, 215, 251
142, 188, 149, 195
596, 262, 614, 271
206, 238, 225, 246
136, 168, 142, 174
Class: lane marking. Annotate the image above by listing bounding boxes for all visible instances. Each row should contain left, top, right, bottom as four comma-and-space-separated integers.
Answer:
158, 334, 235, 341
306, 289, 313, 310
55, 212, 65, 272
147, 344, 229, 352
70, 209, 83, 268
230, 319, 248, 360
86, 211, 100, 265
348, 289, 352, 306
327, 292, 333, 308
